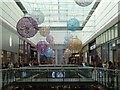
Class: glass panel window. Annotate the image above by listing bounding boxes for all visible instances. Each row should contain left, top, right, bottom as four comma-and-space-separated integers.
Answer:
106, 31, 108, 42
98, 36, 100, 45
102, 33, 104, 43
96, 37, 98, 46
115, 24, 118, 38
110, 28, 112, 40
108, 42, 113, 62
96, 47, 101, 60
102, 44, 108, 63
111, 27, 115, 39
100, 34, 103, 44
103, 33, 105, 43
108, 30, 111, 41
102, 34, 104, 44
104, 32, 106, 42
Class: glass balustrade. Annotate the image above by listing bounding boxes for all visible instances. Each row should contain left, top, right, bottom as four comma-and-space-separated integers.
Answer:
1, 67, 120, 90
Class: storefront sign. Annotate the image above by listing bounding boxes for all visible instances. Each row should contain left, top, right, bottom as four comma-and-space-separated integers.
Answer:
90, 45, 96, 50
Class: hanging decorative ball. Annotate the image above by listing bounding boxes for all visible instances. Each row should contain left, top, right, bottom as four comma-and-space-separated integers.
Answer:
67, 18, 80, 31
48, 41, 55, 47
64, 33, 73, 41
64, 49, 72, 58
16, 17, 39, 38
68, 38, 82, 53
36, 40, 48, 54
64, 39, 68, 47
39, 27, 50, 37
74, 0, 93, 7
46, 35, 54, 43
44, 48, 54, 58
30, 10, 45, 25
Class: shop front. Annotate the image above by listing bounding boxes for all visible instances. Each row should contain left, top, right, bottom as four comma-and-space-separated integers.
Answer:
89, 40, 97, 66
116, 38, 120, 68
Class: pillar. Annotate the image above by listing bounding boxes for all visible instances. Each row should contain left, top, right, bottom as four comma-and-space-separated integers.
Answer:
55, 49, 58, 64
37, 52, 40, 65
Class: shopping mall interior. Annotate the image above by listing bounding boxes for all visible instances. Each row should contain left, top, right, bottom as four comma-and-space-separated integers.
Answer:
0, 0, 120, 90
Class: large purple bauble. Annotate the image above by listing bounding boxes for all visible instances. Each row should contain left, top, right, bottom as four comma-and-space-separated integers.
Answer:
36, 41, 48, 54
46, 35, 54, 43
16, 17, 39, 38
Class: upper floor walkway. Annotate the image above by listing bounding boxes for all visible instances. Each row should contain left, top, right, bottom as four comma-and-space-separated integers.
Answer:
1, 65, 120, 90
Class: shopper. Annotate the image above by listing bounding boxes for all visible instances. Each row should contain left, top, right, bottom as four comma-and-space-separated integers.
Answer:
2, 62, 7, 69
8, 62, 14, 68
108, 61, 115, 87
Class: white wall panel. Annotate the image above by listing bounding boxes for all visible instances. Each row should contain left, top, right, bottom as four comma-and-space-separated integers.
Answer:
0, 0, 36, 45
96, 1, 118, 24
95, 2, 111, 19
0, 0, 24, 29
1, 24, 19, 53
83, 0, 120, 45
96, 3, 118, 31
2, 2, 18, 21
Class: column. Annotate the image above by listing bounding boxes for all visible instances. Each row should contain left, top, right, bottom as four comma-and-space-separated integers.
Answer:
59, 49, 63, 64
37, 52, 40, 65
55, 49, 58, 64
0, 19, 2, 89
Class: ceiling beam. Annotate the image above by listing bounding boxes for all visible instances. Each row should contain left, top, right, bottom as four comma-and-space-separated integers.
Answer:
14, 0, 28, 14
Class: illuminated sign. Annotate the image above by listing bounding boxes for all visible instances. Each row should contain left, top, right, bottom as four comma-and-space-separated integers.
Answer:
75, 54, 80, 57
90, 45, 96, 50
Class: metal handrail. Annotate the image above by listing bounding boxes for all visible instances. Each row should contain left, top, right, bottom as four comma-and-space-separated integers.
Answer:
1, 66, 94, 70
1, 67, 120, 90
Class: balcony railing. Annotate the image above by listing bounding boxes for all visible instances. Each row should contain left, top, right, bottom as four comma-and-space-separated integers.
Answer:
1, 66, 120, 90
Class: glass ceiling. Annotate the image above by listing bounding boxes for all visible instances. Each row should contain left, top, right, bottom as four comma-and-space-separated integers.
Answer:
19, 0, 96, 27
15, 0, 99, 45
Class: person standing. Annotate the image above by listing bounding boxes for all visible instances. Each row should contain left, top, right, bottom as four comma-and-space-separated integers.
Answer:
108, 61, 115, 87
8, 62, 14, 68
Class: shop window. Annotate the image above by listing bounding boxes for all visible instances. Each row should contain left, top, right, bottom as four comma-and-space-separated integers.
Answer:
117, 50, 120, 68
111, 26, 115, 39
115, 24, 118, 38
96, 37, 99, 46
101, 34, 104, 44
108, 42, 113, 62
108, 30, 111, 41
106, 31, 108, 42
100, 34, 102, 44
102, 44, 108, 63
103, 33, 106, 43
96, 37, 98, 46
110, 28, 113, 40
103, 33, 105, 43
96, 47, 101, 60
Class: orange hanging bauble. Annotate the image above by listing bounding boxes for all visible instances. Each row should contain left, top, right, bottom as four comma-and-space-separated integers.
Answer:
68, 38, 82, 53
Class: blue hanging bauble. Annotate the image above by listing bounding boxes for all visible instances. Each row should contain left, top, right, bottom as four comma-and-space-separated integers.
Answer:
67, 18, 80, 31
64, 39, 68, 47
64, 33, 73, 41
44, 48, 54, 58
